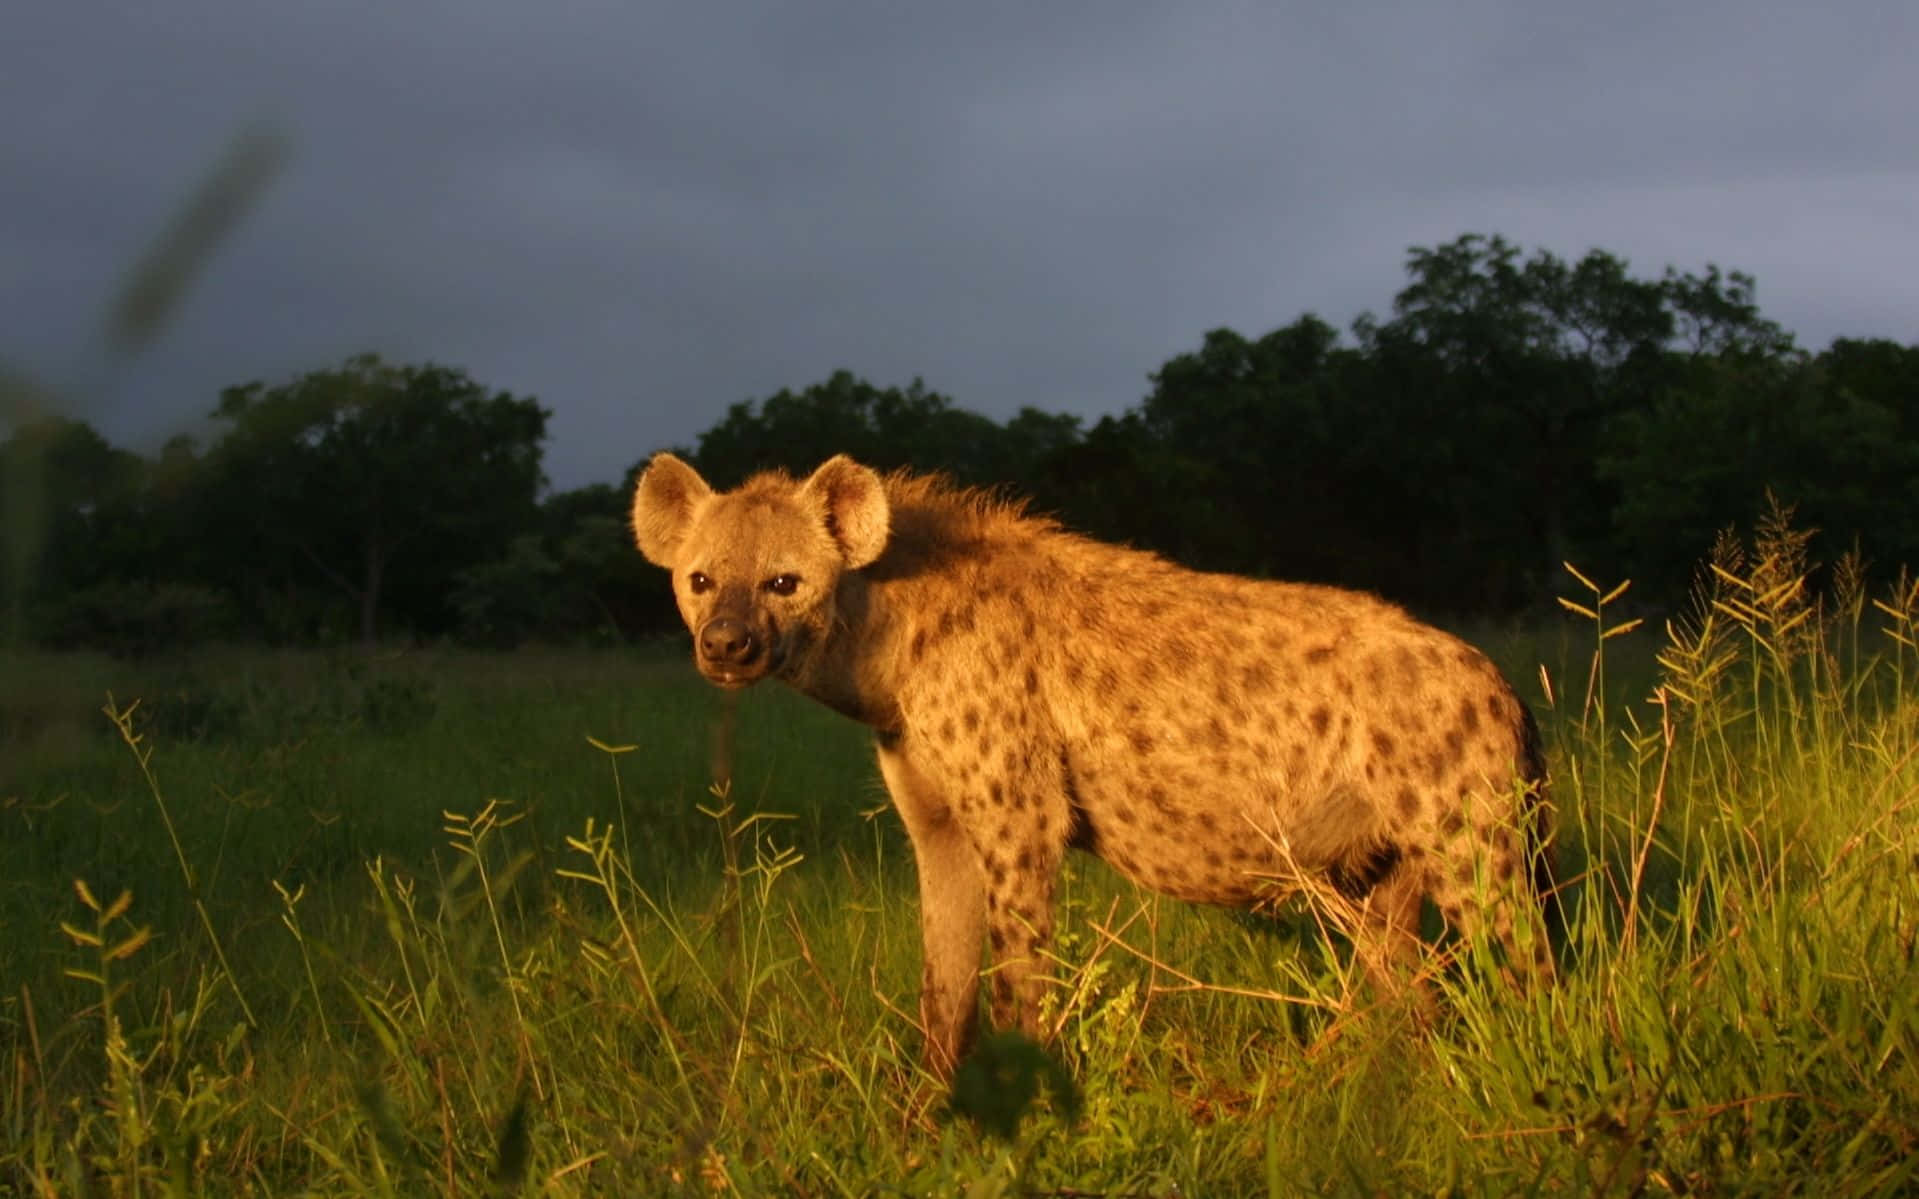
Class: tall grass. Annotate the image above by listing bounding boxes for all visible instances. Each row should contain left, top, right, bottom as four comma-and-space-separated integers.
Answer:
4, 520, 1918, 1193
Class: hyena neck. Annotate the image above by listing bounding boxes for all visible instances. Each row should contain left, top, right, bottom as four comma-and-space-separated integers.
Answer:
780, 571, 906, 732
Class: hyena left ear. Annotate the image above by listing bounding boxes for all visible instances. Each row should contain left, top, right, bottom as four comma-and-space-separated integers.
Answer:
801, 455, 890, 569
632, 452, 713, 566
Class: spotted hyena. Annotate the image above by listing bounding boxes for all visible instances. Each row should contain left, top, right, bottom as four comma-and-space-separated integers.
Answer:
632, 453, 1554, 1077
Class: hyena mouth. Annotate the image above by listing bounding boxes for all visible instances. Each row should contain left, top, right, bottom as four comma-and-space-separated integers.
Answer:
697, 662, 766, 689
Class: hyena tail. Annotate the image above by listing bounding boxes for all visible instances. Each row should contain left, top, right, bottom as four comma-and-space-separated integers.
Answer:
1517, 702, 1562, 971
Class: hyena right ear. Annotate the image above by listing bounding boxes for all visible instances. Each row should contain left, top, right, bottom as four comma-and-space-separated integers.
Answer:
800, 455, 891, 569
632, 452, 713, 567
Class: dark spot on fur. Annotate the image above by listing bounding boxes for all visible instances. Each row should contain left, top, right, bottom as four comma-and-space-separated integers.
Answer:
938, 610, 957, 636
1130, 729, 1156, 755
1305, 644, 1336, 664
1309, 706, 1331, 736
1396, 786, 1421, 820
1016, 847, 1035, 872
964, 707, 982, 733
1098, 666, 1119, 693
1494, 854, 1515, 882
1147, 785, 1175, 815
1023, 667, 1039, 696
1066, 661, 1085, 686
988, 780, 1004, 805
1459, 697, 1480, 733
1242, 661, 1274, 691
1440, 809, 1465, 835
939, 717, 955, 744
911, 629, 928, 661
1371, 729, 1397, 758
1486, 694, 1506, 723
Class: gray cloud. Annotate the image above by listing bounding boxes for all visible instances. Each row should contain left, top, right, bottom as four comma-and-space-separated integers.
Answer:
5, 0, 1914, 488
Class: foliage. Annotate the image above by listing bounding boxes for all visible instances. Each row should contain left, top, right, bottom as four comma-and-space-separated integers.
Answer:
10, 230, 1919, 651
202, 354, 550, 643
689, 369, 1081, 493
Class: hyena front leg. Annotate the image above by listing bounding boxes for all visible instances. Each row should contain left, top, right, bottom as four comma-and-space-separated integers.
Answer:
876, 740, 986, 1079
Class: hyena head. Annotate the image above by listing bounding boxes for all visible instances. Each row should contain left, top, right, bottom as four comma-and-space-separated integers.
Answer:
632, 452, 890, 689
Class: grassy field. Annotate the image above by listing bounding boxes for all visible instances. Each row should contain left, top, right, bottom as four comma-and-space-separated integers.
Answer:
4, 545, 1918, 1195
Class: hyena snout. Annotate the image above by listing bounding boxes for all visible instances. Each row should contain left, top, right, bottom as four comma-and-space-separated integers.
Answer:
696, 617, 770, 685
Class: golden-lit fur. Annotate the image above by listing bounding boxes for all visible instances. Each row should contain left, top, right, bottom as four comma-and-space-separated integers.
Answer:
634, 453, 1553, 1078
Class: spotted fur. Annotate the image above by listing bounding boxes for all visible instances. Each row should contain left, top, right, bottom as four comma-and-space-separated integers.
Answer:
633, 453, 1554, 1077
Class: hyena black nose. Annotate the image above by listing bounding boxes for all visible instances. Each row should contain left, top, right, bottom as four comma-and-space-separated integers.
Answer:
699, 618, 759, 664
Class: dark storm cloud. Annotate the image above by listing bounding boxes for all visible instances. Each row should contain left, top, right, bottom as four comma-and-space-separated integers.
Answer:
5, 1, 1914, 488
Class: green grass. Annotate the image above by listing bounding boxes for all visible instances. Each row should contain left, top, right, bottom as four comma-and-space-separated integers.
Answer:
4, 548, 1919, 1194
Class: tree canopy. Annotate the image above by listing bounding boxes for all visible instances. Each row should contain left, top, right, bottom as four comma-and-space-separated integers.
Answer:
7, 234, 1916, 652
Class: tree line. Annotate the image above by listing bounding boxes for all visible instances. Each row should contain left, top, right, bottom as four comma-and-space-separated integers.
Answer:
5, 234, 1915, 654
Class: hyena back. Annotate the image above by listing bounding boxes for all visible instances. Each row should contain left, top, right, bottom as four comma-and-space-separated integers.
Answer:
632, 452, 1554, 1077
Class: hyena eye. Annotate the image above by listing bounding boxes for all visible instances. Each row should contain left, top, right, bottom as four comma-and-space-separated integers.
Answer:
688, 571, 713, 594
764, 574, 801, 596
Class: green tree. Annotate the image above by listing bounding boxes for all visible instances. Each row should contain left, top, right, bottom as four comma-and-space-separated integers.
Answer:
1128, 316, 1369, 578
204, 354, 549, 643
1351, 235, 1681, 605
1605, 339, 1919, 591
453, 481, 671, 646
0, 417, 143, 612
689, 370, 1081, 494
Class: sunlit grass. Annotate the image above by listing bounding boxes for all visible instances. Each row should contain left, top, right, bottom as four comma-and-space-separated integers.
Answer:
4, 526, 1919, 1192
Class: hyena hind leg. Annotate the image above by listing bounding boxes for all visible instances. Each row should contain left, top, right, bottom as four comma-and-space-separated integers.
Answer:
1346, 858, 1439, 1027
1433, 833, 1558, 992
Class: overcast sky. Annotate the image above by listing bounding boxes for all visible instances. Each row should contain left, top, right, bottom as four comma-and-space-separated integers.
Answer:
6, 1, 1914, 490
